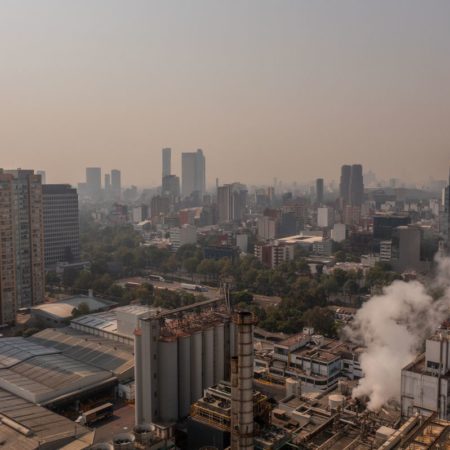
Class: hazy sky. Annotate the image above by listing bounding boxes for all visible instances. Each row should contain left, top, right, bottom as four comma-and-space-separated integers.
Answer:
1, 1, 450, 187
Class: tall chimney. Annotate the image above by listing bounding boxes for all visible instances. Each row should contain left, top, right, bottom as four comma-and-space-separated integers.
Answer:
231, 311, 255, 450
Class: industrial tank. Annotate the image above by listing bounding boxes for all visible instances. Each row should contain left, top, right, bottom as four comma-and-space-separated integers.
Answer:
190, 330, 203, 402
178, 334, 192, 417
112, 432, 135, 450
134, 424, 155, 445
158, 339, 179, 422
202, 327, 215, 389
328, 394, 345, 411
214, 323, 225, 383
88, 444, 114, 450
285, 377, 301, 397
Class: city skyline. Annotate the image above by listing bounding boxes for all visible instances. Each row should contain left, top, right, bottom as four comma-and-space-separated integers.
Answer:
1, 1, 450, 186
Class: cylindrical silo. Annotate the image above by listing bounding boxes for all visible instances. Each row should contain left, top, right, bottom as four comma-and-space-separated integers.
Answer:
113, 432, 135, 450
178, 334, 191, 418
202, 327, 215, 389
214, 322, 225, 383
190, 330, 203, 402
88, 444, 114, 450
158, 339, 178, 422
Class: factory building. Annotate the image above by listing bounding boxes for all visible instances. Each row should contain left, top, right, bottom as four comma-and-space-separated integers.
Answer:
135, 306, 234, 426
0, 326, 134, 407
254, 328, 362, 392
401, 330, 450, 420
0, 388, 93, 449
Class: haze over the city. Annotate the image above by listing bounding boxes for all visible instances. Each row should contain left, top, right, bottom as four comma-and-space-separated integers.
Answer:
1, 0, 450, 186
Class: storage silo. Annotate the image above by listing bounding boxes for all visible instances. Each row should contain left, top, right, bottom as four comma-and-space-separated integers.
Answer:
214, 322, 225, 383
190, 330, 203, 402
178, 334, 191, 417
158, 339, 179, 422
202, 327, 215, 389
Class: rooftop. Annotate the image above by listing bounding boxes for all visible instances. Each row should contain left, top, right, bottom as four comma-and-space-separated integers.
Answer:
0, 388, 91, 448
32, 295, 116, 320
29, 327, 134, 380
0, 337, 115, 405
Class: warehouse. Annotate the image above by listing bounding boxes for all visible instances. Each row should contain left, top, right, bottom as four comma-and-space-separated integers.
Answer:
0, 330, 134, 407
0, 388, 93, 449
29, 327, 134, 381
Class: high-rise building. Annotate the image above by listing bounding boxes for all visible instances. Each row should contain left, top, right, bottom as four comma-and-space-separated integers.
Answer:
85, 167, 101, 199
339, 165, 351, 205
0, 170, 45, 324
162, 174, 180, 198
217, 183, 247, 223
111, 169, 121, 200
162, 147, 171, 179
316, 178, 324, 204
182, 149, 205, 198
42, 184, 80, 269
349, 164, 364, 206
37, 170, 46, 184
104, 173, 111, 194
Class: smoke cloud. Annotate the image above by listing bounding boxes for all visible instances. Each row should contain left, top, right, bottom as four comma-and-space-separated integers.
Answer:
346, 256, 450, 411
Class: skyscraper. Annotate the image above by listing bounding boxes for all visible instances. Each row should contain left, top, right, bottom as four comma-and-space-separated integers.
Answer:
37, 170, 46, 184
217, 183, 247, 223
104, 173, 111, 196
181, 149, 205, 198
162, 174, 180, 198
316, 178, 324, 204
162, 147, 171, 179
0, 170, 45, 324
86, 167, 101, 199
111, 169, 121, 200
349, 164, 364, 206
42, 184, 80, 269
339, 165, 351, 204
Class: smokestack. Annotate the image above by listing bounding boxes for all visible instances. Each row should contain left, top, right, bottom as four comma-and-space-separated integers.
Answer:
231, 311, 255, 450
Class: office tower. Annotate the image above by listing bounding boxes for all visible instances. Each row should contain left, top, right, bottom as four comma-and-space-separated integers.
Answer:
349, 164, 364, 206
104, 173, 111, 193
339, 165, 351, 204
162, 174, 180, 198
85, 167, 101, 199
317, 207, 335, 228
181, 149, 205, 198
42, 184, 80, 269
37, 170, 46, 184
162, 147, 171, 178
111, 169, 121, 200
217, 183, 247, 223
151, 195, 170, 219
0, 170, 45, 324
316, 178, 324, 204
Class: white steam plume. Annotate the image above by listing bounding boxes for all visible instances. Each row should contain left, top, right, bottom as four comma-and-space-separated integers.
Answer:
345, 255, 450, 411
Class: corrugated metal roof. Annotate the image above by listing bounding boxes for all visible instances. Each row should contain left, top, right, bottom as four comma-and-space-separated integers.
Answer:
0, 341, 113, 404
0, 338, 59, 369
30, 328, 134, 379
0, 388, 89, 446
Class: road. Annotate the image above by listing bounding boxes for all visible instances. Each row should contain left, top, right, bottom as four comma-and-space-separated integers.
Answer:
93, 404, 135, 443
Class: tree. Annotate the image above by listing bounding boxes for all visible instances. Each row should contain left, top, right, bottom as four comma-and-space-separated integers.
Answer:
302, 307, 336, 337
71, 302, 90, 318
